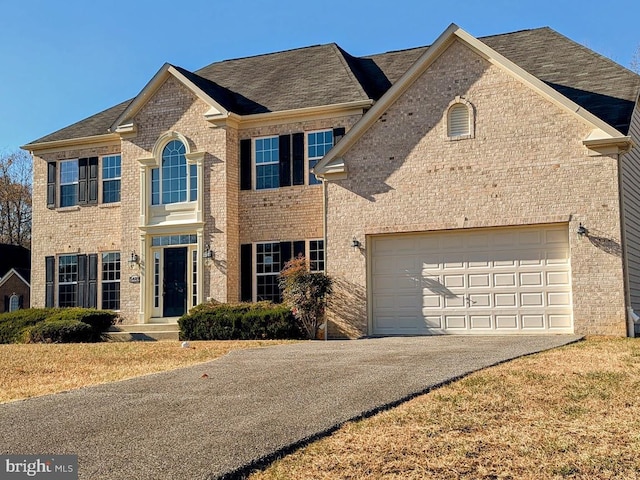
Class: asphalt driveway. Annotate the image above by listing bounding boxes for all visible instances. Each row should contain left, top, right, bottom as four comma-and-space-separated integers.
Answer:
0, 335, 580, 479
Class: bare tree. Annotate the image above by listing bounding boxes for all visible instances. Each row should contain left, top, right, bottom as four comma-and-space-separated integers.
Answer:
0, 150, 32, 248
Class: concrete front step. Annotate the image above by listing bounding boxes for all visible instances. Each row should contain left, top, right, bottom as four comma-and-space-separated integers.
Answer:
107, 323, 180, 342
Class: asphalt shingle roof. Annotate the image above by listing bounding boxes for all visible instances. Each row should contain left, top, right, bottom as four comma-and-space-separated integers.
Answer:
25, 27, 640, 146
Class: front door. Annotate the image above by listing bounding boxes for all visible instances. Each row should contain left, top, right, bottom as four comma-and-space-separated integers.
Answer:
163, 247, 188, 317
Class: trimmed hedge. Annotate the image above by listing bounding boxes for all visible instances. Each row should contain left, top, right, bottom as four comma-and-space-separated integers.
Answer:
0, 308, 118, 344
0, 308, 59, 343
27, 319, 94, 344
178, 301, 304, 340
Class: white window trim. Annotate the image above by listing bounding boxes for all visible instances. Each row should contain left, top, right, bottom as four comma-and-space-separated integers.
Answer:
59, 159, 79, 208
9, 294, 19, 312
253, 135, 280, 191
101, 251, 121, 311
445, 96, 475, 141
101, 154, 122, 205
306, 130, 333, 186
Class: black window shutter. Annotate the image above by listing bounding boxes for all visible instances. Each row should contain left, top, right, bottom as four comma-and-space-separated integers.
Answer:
292, 133, 305, 185
240, 139, 252, 190
47, 162, 56, 209
333, 127, 346, 145
88, 254, 98, 308
293, 240, 305, 259
18, 295, 24, 309
45, 256, 55, 307
240, 244, 253, 302
3, 296, 8, 313
78, 158, 88, 205
279, 135, 291, 187
88, 157, 98, 204
77, 254, 87, 307
280, 241, 292, 271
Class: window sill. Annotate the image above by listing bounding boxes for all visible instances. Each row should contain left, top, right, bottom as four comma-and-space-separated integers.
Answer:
100, 202, 121, 209
446, 134, 474, 141
56, 205, 81, 212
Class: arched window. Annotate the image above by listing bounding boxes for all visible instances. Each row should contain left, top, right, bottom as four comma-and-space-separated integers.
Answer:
162, 140, 187, 204
150, 139, 197, 205
9, 294, 20, 312
446, 97, 474, 139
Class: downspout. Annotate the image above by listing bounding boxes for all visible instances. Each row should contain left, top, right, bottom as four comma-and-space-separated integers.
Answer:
616, 149, 634, 337
322, 177, 329, 341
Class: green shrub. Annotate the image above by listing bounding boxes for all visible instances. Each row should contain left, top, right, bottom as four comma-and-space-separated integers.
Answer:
0, 308, 60, 343
45, 308, 117, 339
178, 301, 303, 340
0, 308, 117, 344
27, 319, 95, 344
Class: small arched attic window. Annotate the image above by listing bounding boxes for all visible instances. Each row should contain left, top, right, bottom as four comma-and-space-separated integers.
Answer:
446, 97, 474, 140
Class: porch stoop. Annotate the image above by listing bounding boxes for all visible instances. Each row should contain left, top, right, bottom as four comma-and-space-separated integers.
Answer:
107, 323, 180, 342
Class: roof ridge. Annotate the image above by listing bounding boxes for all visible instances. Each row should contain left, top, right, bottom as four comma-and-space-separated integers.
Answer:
362, 27, 552, 59
195, 43, 335, 74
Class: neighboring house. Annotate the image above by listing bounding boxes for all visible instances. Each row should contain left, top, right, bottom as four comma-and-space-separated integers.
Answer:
0, 244, 31, 313
22, 24, 640, 337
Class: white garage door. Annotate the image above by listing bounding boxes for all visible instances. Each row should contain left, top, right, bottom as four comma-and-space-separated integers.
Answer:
371, 225, 573, 335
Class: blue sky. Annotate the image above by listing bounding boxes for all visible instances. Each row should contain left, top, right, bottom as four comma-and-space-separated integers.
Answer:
2, 0, 639, 152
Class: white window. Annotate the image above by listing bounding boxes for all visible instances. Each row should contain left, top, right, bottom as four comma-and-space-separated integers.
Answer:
59, 160, 79, 207
309, 239, 325, 272
58, 254, 78, 307
102, 155, 121, 203
9, 294, 20, 312
255, 137, 279, 189
307, 131, 333, 185
151, 140, 196, 205
101, 252, 120, 310
256, 242, 281, 301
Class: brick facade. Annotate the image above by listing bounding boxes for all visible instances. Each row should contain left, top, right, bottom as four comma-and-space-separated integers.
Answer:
25, 28, 639, 337
325, 39, 627, 337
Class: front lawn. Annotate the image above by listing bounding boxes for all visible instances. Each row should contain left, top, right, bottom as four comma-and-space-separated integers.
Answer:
251, 337, 640, 479
0, 340, 295, 403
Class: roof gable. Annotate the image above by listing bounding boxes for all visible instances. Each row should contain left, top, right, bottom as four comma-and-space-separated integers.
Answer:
0, 268, 30, 289
315, 24, 633, 177
111, 64, 231, 132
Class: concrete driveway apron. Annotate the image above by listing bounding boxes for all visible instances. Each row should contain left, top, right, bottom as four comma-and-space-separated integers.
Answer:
0, 335, 580, 479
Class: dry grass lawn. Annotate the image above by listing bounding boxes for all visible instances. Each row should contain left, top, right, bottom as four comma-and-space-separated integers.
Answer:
251, 337, 640, 480
0, 340, 294, 403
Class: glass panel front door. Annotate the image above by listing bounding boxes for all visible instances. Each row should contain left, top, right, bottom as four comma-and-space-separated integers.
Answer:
163, 247, 188, 317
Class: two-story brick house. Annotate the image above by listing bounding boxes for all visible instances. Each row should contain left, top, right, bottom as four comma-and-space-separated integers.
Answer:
23, 25, 640, 337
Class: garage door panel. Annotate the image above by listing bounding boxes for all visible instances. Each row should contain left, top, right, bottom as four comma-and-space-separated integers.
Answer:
495, 293, 517, 307
549, 314, 572, 328
445, 315, 466, 329
469, 274, 490, 287
496, 315, 519, 329
444, 274, 465, 288
520, 272, 543, 286
469, 294, 490, 307
495, 273, 516, 286
444, 296, 465, 308
470, 315, 492, 329
547, 271, 570, 285
424, 316, 442, 328
371, 225, 573, 335
548, 292, 571, 306
422, 294, 441, 308
521, 292, 544, 306
522, 315, 545, 329
374, 275, 417, 291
